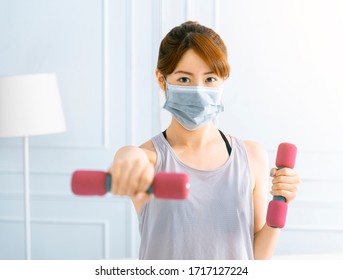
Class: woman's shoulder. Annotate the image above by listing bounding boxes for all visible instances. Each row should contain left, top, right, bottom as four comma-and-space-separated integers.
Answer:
243, 140, 267, 157
222, 133, 267, 165
242, 139, 269, 188
139, 139, 157, 166
225, 133, 266, 158
243, 139, 269, 168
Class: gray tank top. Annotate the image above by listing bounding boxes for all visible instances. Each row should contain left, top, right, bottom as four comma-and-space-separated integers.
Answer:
138, 132, 254, 259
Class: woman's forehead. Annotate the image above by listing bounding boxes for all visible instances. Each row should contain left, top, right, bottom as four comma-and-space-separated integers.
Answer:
173, 49, 213, 74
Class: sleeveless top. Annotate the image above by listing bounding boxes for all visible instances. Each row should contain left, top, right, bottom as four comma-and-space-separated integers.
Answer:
138, 132, 254, 259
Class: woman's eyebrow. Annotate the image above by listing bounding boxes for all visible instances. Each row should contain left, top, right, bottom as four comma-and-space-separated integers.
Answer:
173, 71, 215, 75
174, 70, 193, 75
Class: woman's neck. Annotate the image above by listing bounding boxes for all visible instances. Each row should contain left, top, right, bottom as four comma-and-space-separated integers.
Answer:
165, 118, 219, 149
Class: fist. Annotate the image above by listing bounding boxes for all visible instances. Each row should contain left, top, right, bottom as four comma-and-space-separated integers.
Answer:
270, 167, 301, 203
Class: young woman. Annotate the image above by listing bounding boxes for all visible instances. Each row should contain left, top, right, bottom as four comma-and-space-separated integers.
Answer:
109, 21, 301, 260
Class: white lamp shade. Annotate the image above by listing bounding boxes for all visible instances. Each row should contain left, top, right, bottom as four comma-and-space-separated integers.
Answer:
0, 73, 66, 137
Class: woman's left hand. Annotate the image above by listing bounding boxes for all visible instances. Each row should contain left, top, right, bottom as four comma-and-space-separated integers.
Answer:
269, 168, 302, 204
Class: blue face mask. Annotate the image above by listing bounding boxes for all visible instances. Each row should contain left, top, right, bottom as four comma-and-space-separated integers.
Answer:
163, 82, 224, 131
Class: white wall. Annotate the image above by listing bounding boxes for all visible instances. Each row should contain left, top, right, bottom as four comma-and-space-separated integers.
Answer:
0, 0, 342, 259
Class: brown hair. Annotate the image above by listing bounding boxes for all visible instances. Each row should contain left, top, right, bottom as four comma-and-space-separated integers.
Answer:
157, 21, 230, 79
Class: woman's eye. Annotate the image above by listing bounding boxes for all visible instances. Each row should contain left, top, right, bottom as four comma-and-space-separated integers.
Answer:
178, 77, 190, 83
206, 77, 217, 83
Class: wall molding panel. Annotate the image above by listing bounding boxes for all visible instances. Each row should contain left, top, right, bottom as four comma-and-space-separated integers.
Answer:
102, 0, 110, 149
0, 217, 110, 259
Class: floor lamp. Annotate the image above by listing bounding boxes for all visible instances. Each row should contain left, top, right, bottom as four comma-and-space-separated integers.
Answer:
0, 73, 66, 259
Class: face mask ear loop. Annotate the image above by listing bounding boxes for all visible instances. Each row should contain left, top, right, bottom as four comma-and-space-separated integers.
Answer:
162, 76, 168, 97
157, 75, 167, 132
162, 76, 167, 84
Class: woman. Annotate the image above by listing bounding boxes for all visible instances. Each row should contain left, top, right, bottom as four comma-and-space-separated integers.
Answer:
109, 21, 301, 259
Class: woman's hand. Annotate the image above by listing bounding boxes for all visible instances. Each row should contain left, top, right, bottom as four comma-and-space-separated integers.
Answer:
108, 146, 154, 203
269, 168, 302, 203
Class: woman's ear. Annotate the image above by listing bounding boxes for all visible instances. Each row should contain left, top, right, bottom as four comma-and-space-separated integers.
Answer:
155, 69, 166, 91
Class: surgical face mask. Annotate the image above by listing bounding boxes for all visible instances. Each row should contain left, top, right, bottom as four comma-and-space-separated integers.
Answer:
163, 82, 224, 131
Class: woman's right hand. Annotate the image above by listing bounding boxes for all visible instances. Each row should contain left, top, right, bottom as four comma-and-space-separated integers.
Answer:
108, 146, 155, 203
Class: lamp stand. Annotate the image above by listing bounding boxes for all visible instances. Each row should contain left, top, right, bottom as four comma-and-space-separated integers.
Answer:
23, 136, 31, 260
